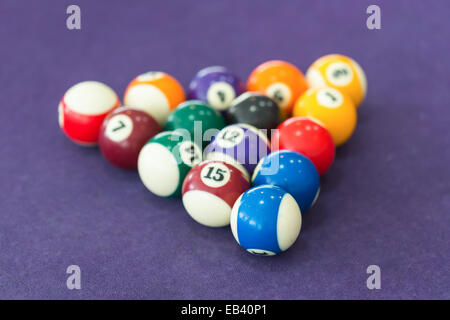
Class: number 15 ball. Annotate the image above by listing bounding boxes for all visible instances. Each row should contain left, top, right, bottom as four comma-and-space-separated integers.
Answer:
182, 160, 250, 227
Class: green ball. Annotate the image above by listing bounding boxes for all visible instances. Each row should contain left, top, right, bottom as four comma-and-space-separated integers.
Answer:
165, 101, 226, 147
137, 131, 203, 198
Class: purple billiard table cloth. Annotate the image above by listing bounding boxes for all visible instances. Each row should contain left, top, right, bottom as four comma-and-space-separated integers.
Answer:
0, 0, 449, 299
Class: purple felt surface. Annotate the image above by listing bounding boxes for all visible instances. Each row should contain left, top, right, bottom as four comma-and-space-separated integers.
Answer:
0, 0, 449, 299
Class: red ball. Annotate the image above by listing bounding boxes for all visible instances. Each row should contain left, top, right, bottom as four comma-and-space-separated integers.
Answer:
59, 81, 120, 146
99, 107, 161, 169
272, 117, 335, 175
182, 160, 250, 227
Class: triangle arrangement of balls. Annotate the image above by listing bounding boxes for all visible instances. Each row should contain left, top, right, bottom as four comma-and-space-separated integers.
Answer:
59, 55, 367, 256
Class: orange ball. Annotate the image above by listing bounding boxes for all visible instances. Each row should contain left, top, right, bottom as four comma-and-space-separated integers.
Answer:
124, 71, 185, 126
292, 87, 357, 147
247, 60, 308, 116
306, 54, 367, 107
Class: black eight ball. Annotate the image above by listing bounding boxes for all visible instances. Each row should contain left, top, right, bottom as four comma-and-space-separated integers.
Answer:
225, 92, 281, 135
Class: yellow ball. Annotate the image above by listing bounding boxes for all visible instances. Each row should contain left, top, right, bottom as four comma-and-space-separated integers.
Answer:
293, 87, 357, 146
306, 54, 367, 107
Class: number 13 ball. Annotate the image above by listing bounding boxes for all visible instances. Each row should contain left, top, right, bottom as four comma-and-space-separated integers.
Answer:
306, 54, 367, 107
58, 81, 120, 146
247, 60, 308, 116
230, 185, 302, 256
182, 160, 250, 227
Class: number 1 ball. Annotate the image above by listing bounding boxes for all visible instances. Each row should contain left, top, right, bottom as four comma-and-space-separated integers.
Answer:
58, 81, 120, 146
293, 87, 357, 147
182, 160, 250, 227
98, 107, 161, 170
271, 117, 335, 175
188, 66, 245, 112
230, 185, 302, 256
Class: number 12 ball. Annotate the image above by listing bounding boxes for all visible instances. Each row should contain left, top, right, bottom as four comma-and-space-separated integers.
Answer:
98, 107, 161, 170
205, 124, 271, 177
188, 66, 245, 112
182, 160, 250, 227
230, 185, 302, 256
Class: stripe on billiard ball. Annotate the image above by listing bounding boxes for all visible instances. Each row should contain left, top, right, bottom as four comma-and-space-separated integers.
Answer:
137, 131, 202, 198
230, 185, 302, 256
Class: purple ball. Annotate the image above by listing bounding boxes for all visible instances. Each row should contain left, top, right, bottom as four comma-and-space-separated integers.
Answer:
204, 124, 271, 177
189, 66, 245, 112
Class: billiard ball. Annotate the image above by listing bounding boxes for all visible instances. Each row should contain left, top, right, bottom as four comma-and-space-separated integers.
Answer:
225, 92, 281, 134
98, 107, 161, 169
205, 123, 271, 177
271, 117, 335, 175
306, 54, 367, 107
252, 150, 320, 213
188, 66, 245, 112
182, 160, 250, 227
123, 71, 185, 126
292, 87, 357, 147
230, 185, 301, 256
247, 60, 308, 116
165, 100, 226, 148
138, 131, 202, 197
58, 81, 120, 146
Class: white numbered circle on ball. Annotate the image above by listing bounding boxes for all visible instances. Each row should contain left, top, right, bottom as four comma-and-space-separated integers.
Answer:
247, 249, 276, 256
266, 82, 292, 109
179, 141, 202, 167
200, 162, 231, 188
325, 62, 354, 87
216, 126, 244, 148
316, 88, 343, 109
137, 71, 165, 82
105, 114, 133, 142
207, 82, 236, 111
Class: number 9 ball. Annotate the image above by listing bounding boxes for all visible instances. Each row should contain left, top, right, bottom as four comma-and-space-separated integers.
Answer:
99, 107, 161, 169
189, 66, 245, 112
